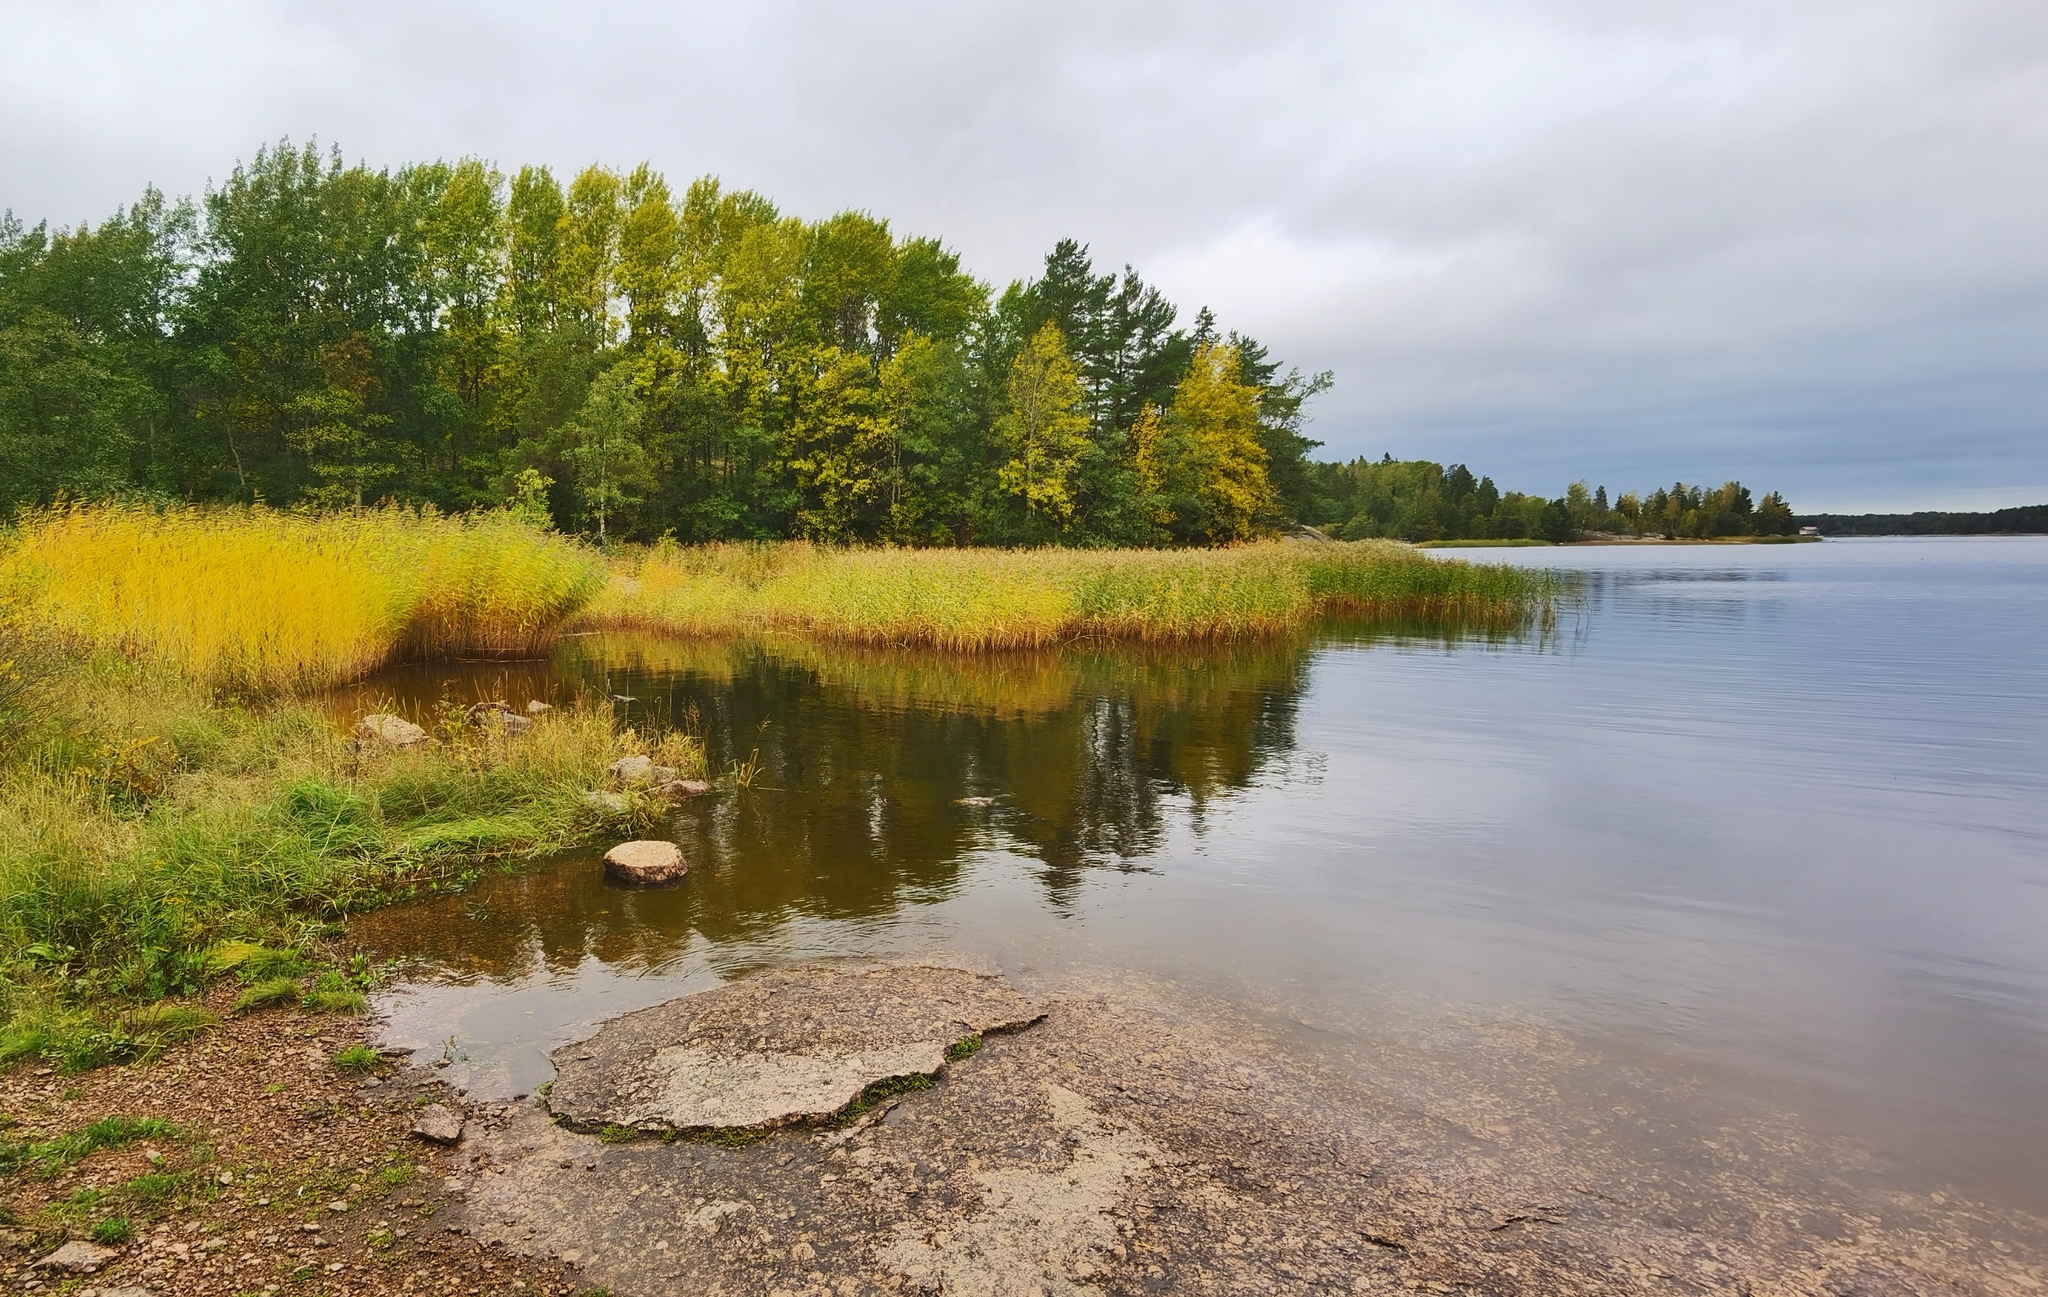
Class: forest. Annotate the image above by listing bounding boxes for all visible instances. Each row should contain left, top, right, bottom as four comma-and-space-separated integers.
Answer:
0, 140, 1795, 545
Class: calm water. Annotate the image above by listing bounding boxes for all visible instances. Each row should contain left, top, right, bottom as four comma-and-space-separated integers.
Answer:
353, 537, 2048, 1221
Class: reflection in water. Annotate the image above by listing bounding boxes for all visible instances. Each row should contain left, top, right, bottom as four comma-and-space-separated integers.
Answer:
353, 629, 1349, 983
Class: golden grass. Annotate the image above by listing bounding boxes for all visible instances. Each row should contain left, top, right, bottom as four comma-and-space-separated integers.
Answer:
588, 539, 1551, 649
0, 505, 606, 693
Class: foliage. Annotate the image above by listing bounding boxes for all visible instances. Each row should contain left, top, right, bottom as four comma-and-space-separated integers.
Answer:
0, 146, 1328, 548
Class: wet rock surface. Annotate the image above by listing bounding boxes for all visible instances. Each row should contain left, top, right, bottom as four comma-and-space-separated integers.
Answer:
448, 965, 2044, 1297
546, 962, 1043, 1134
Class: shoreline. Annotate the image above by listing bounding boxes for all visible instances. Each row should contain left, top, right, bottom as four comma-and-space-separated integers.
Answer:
7, 960, 2043, 1295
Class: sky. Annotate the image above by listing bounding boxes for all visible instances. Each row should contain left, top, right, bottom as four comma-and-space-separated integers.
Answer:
4, 0, 2045, 512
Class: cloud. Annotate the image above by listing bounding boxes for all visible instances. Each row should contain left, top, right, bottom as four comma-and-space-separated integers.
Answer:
4, 0, 2045, 509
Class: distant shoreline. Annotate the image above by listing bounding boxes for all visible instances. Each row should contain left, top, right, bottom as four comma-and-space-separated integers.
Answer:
1416, 534, 1823, 548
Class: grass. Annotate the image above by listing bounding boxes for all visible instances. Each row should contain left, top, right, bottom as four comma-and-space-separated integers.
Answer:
0, 1114, 180, 1177
0, 504, 606, 693
0, 653, 698, 1070
589, 538, 1553, 649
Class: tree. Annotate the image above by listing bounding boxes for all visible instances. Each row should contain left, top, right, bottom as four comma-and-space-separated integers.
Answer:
1162, 342, 1274, 544
994, 323, 1091, 535
562, 364, 650, 546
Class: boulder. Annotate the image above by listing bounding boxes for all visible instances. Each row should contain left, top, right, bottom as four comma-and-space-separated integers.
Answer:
354, 714, 429, 749
581, 790, 631, 816
607, 755, 655, 786
410, 1102, 465, 1145
603, 840, 687, 886
465, 702, 532, 737
526, 700, 554, 715
657, 776, 712, 799
35, 1240, 117, 1273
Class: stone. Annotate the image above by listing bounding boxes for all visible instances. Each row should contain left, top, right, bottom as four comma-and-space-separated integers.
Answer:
466, 702, 532, 737
526, 699, 554, 715
411, 1103, 465, 1145
498, 713, 533, 737
546, 962, 1044, 1134
354, 714, 429, 749
582, 790, 631, 815
91, 1288, 157, 1297
34, 1240, 118, 1273
603, 840, 687, 886
649, 766, 711, 799
607, 755, 655, 785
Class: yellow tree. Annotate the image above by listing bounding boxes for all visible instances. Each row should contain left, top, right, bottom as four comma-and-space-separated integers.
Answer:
995, 322, 1090, 533
1166, 342, 1274, 543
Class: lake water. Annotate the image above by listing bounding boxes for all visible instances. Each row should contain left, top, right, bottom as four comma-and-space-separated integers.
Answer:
352, 537, 2048, 1228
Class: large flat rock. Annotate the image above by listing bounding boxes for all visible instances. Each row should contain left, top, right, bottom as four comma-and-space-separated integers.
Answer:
546, 962, 1044, 1134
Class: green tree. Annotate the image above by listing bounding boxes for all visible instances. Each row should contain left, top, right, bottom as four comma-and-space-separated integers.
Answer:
562, 364, 651, 546
994, 323, 1091, 535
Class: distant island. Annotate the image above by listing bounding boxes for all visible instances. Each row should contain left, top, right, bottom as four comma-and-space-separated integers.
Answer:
1795, 504, 2048, 536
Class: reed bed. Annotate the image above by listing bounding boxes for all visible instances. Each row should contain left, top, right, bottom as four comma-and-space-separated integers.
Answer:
0, 505, 606, 694
591, 539, 1552, 649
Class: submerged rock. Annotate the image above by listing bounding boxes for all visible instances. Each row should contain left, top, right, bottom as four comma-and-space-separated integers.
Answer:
603, 839, 687, 886
411, 1102, 465, 1145
546, 962, 1044, 1134
34, 1240, 117, 1273
354, 714, 429, 749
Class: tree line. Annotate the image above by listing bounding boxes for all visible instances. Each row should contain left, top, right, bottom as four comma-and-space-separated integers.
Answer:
0, 142, 1331, 547
1300, 456, 1796, 541
1794, 504, 2047, 536
0, 140, 1804, 547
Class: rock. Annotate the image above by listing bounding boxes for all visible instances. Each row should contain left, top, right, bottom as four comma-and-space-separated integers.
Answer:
581, 790, 631, 815
91, 1287, 157, 1297
466, 702, 532, 737
411, 1103, 465, 1145
354, 714, 429, 749
648, 765, 711, 799
603, 840, 687, 886
526, 700, 553, 715
546, 962, 1044, 1134
607, 755, 655, 786
34, 1240, 118, 1273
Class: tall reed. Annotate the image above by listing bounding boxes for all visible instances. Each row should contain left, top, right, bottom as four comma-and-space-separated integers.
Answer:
591, 539, 1551, 649
0, 505, 606, 693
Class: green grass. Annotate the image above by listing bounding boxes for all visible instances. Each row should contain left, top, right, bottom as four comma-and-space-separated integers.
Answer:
90, 1214, 134, 1244
0, 1114, 180, 1177
0, 655, 695, 1071
332, 1044, 380, 1073
592, 539, 1555, 649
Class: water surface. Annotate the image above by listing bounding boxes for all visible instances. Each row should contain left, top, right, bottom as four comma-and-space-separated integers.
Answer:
352, 537, 2048, 1226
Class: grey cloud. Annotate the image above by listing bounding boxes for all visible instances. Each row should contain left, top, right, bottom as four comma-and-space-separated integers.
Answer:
4, 0, 2045, 509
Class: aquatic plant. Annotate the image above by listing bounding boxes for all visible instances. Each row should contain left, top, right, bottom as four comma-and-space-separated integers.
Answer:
590, 539, 1552, 650
0, 504, 606, 694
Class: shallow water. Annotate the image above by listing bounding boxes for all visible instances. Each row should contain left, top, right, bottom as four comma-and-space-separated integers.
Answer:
353, 537, 2048, 1225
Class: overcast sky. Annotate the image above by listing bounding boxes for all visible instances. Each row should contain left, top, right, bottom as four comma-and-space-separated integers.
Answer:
5, 1, 2045, 511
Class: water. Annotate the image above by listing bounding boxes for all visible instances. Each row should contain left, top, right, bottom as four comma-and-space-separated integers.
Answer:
351, 537, 2048, 1226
